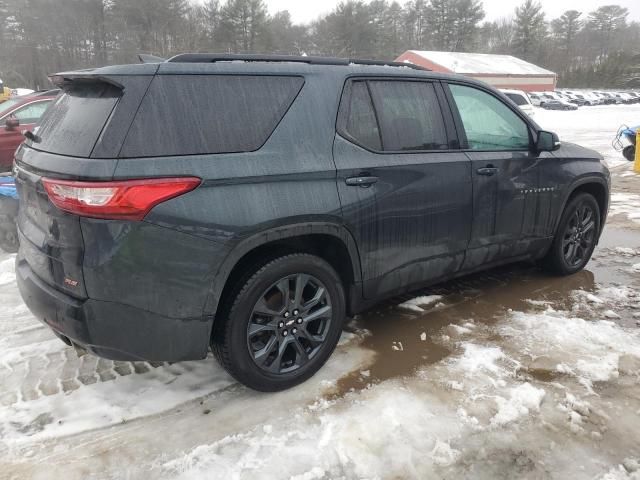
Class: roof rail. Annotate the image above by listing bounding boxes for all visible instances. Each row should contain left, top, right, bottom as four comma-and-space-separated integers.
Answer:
167, 53, 429, 71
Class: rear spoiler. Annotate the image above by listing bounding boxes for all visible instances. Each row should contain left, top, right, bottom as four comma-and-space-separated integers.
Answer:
48, 73, 124, 90
138, 54, 166, 64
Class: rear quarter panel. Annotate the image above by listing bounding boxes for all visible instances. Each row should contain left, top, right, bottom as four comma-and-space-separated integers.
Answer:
110, 67, 346, 318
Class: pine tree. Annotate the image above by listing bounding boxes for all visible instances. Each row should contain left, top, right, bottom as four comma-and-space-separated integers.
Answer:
452, 0, 485, 52
587, 5, 628, 58
512, 0, 547, 62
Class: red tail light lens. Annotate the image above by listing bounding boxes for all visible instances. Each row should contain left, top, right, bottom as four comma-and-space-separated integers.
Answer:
42, 177, 201, 221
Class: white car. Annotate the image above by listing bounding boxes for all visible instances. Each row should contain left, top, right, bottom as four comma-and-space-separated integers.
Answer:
528, 92, 542, 106
499, 89, 535, 117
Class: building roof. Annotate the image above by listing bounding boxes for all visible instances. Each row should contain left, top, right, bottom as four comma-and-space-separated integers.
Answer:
404, 51, 555, 76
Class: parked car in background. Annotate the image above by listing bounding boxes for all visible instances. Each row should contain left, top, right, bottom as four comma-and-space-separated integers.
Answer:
562, 92, 587, 106
0, 91, 58, 170
15, 55, 610, 392
499, 88, 535, 116
541, 99, 578, 110
528, 93, 542, 106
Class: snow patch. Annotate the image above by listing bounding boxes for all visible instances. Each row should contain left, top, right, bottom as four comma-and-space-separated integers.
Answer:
491, 382, 546, 426
398, 295, 443, 313
0, 254, 16, 286
501, 310, 640, 387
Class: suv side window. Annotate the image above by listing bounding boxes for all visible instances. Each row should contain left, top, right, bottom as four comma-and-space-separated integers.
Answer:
449, 84, 530, 151
368, 80, 448, 151
121, 75, 304, 158
342, 81, 381, 151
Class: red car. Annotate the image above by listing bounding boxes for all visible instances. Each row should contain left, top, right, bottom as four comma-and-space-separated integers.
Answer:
0, 90, 59, 171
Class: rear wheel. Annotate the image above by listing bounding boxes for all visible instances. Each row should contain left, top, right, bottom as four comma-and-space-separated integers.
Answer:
211, 253, 346, 391
542, 193, 600, 275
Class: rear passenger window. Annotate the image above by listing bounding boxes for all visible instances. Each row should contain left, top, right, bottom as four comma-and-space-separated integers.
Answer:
341, 82, 381, 150
368, 81, 448, 151
121, 75, 304, 157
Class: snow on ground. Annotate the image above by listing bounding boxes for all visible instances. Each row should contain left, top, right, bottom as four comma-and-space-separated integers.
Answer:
534, 104, 640, 169
609, 192, 640, 224
160, 300, 640, 480
2, 105, 640, 479
398, 295, 443, 312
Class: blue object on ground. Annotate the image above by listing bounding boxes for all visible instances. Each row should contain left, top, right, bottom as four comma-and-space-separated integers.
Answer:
0, 176, 18, 199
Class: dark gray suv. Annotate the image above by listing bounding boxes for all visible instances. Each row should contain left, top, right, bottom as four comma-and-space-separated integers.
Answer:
14, 54, 610, 391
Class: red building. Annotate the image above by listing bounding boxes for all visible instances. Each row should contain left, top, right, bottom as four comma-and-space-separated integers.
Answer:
395, 50, 557, 92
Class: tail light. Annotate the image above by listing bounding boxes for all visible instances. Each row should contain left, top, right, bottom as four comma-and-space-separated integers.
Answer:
42, 177, 201, 221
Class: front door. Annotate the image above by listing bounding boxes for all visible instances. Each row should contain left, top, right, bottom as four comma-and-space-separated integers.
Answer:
333, 78, 472, 299
444, 82, 542, 269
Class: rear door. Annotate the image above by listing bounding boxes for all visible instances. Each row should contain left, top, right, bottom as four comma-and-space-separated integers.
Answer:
334, 77, 472, 299
443, 82, 543, 270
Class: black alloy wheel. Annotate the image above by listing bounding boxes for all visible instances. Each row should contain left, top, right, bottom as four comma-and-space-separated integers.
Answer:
247, 273, 332, 374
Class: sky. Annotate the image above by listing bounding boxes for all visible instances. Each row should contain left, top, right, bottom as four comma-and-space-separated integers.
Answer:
249, 0, 640, 24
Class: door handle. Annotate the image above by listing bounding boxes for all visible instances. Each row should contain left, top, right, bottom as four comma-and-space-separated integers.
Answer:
345, 176, 379, 187
476, 166, 499, 176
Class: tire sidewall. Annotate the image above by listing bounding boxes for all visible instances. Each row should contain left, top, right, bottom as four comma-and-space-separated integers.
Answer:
225, 255, 345, 391
551, 193, 601, 275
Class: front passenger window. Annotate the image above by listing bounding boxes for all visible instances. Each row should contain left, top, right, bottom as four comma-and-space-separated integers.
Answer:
449, 84, 530, 150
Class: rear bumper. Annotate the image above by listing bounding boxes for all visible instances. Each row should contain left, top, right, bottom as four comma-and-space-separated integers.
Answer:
16, 258, 211, 362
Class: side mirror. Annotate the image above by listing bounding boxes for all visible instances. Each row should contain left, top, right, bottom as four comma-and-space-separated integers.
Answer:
536, 130, 561, 152
5, 117, 19, 131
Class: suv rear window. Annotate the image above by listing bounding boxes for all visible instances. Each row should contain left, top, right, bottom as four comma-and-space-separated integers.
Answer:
120, 75, 304, 158
33, 83, 120, 157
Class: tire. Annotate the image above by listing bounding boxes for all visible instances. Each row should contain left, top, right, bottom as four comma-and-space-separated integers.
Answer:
542, 193, 600, 275
211, 253, 346, 392
623, 145, 635, 162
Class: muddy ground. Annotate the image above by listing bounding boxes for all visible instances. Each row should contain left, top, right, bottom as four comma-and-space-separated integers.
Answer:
1, 106, 640, 479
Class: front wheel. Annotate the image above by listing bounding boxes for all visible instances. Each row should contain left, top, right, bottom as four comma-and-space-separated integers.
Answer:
211, 253, 346, 391
542, 193, 600, 275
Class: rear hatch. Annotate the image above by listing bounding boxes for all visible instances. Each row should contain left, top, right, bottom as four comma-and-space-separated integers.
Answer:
14, 68, 156, 298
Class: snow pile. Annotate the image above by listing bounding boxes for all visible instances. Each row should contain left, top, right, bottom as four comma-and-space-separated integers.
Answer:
501, 308, 640, 389
491, 383, 546, 426
163, 384, 464, 480
398, 295, 443, 313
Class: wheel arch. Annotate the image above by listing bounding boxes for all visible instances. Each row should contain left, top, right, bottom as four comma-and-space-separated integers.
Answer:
204, 223, 363, 327
555, 177, 609, 240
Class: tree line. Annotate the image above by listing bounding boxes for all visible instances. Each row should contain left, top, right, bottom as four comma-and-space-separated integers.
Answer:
0, 0, 638, 90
